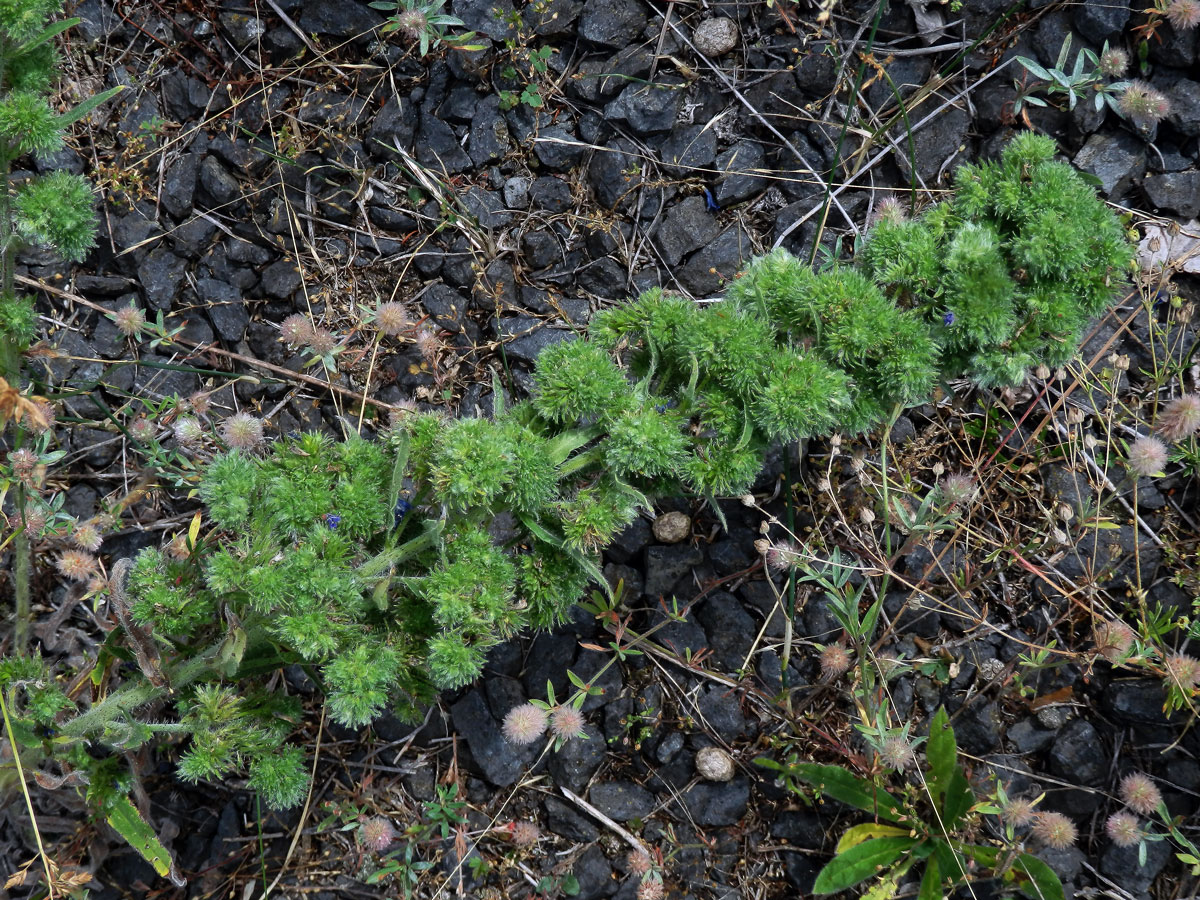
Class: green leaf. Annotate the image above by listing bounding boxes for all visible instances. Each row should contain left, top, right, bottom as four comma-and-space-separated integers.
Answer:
926, 707, 956, 805
106, 795, 178, 881
836, 823, 910, 852
60, 84, 126, 127
1011, 853, 1065, 900
1016, 57, 1051, 80
16, 17, 82, 54
812, 836, 917, 894
918, 854, 941, 900
941, 768, 974, 830
788, 763, 905, 823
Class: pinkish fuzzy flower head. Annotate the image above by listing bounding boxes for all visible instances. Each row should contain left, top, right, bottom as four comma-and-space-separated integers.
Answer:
502, 703, 547, 745
878, 736, 915, 771
627, 851, 654, 877
8, 447, 36, 482
871, 195, 908, 226
279, 314, 314, 346
129, 417, 156, 443
1164, 653, 1200, 691
57, 550, 99, 582
1166, 0, 1200, 29
1126, 435, 1168, 477
549, 705, 586, 740
113, 303, 146, 338
1156, 394, 1200, 441
764, 540, 801, 572
221, 412, 265, 451
1030, 811, 1077, 849
819, 644, 853, 679
1000, 797, 1035, 828
414, 325, 441, 364
174, 417, 203, 445
938, 473, 978, 506
637, 879, 665, 900
1097, 46, 1129, 76
360, 816, 396, 853
187, 391, 212, 417
1118, 81, 1171, 124
1120, 772, 1162, 815
1093, 619, 1136, 663
1105, 811, 1144, 848
306, 327, 338, 355
375, 302, 410, 337
509, 820, 540, 848
72, 522, 104, 553
393, 8, 429, 39
20, 505, 48, 536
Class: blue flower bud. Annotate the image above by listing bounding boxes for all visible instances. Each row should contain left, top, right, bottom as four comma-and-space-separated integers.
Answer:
323, 513, 341, 529
943, 311, 955, 326
393, 498, 412, 527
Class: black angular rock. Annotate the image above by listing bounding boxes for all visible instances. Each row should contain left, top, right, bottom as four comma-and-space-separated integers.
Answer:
660, 123, 718, 176
579, 0, 648, 48
416, 115, 472, 175
450, 690, 530, 787
655, 195, 719, 267
530, 176, 574, 212
589, 781, 655, 820
1073, 131, 1147, 201
260, 260, 302, 300
1144, 170, 1200, 218
1073, 0, 1129, 45
682, 776, 750, 826
468, 96, 511, 167
533, 124, 586, 169
676, 225, 751, 296
1048, 718, 1106, 786
605, 82, 685, 135
421, 283, 471, 333
714, 140, 768, 206
297, 0, 383, 39
137, 248, 188, 311
893, 106, 971, 184
588, 138, 642, 210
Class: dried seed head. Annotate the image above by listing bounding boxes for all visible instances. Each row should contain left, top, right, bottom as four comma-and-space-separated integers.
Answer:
1000, 797, 1035, 828
186, 391, 212, 417
859, 506, 876, 525
509, 820, 540, 848
1098, 46, 1129, 76
636, 878, 664, 900
57, 550, 99, 582
414, 325, 440, 363
871, 195, 908, 226
549, 705, 586, 740
1126, 435, 1168, 477
1030, 811, 1077, 849
1156, 394, 1200, 442
764, 540, 801, 572
72, 522, 104, 553
1164, 653, 1200, 691
8, 448, 37, 483
1093, 619, 1136, 663
877, 736, 915, 771
20, 505, 48, 536
374, 301, 410, 337
279, 314, 314, 346
1119, 772, 1162, 815
1105, 811, 1144, 848
938, 473, 978, 506
502, 703, 547, 745
306, 327, 338, 355
394, 8, 429, 39
1118, 81, 1171, 124
360, 816, 396, 853
626, 850, 654, 877
113, 303, 146, 338
819, 644, 853, 679
174, 417, 203, 445
1166, 0, 1200, 29
221, 412, 265, 451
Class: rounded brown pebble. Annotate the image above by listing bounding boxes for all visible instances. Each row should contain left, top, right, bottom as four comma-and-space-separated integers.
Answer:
652, 510, 691, 543
693, 17, 739, 57
695, 746, 735, 781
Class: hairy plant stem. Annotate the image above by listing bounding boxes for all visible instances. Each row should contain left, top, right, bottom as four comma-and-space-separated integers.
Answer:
59, 630, 256, 740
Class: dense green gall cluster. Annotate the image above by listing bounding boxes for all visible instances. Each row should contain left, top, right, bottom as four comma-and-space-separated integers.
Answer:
859, 132, 1133, 387
10, 136, 1133, 828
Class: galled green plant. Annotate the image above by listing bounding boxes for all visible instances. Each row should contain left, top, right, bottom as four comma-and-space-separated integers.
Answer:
757, 708, 1067, 900
2, 134, 1135, 884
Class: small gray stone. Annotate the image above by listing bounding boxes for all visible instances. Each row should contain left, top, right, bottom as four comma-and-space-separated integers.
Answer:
503, 176, 532, 209
693, 17, 738, 57
219, 11, 265, 47
199, 155, 240, 205
652, 510, 690, 544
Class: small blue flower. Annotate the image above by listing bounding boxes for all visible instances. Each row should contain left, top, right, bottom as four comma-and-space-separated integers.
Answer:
703, 188, 720, 212
943, 310, 956, 326
654, 399, 677, 414
393, 498, 412, 527
323, 513, 341, 530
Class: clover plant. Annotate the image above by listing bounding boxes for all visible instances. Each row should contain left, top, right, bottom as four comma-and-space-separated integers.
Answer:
2, 134, 1135, 881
